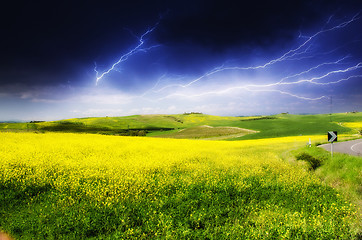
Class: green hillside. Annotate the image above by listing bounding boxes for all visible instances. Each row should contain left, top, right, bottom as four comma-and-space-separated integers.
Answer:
0, 114, 248, 136
0, 112, 361, 139
229, 113, 360, 140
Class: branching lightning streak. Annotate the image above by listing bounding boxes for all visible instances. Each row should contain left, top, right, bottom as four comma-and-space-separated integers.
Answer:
154, 63, 362, 101
277, 55, 350, 83
155, 69, 361, 101
277, 63, 362, 86
95, 22, 159, 85
144, 13, 361, 101
156, 87, 327, 101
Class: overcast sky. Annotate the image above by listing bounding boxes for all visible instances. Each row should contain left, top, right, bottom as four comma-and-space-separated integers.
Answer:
0, 0, 361, 121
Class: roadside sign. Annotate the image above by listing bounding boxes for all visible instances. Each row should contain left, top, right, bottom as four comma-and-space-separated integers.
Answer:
328, 131, 337, 142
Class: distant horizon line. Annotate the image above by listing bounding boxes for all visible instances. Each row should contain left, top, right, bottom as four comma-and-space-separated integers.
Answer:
1, 111, 360, 123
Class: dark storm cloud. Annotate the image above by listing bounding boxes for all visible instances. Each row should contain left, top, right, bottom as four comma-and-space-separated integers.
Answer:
158, 1, 312, 50
157, 0, 362, 50
0, 0, 361, 120
0, 0, 361, 87
0, 1, 166, 85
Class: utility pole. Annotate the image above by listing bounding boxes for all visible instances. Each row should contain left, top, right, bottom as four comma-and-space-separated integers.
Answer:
329, 95, 333, 122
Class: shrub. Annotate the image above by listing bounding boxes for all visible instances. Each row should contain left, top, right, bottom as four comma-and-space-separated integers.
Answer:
296, 153, 323, 170
129, 130, 147, 136
138, 130, 146, 136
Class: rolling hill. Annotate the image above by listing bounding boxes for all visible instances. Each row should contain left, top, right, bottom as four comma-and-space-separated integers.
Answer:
0, 112, 361, 140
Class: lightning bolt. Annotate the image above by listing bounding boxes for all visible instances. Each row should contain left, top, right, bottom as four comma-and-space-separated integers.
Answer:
151, 62, 362, 101
143, 13, 361, 101
157, 88, 327, 101
277, 55, 351, 83
94, 22, 160, 85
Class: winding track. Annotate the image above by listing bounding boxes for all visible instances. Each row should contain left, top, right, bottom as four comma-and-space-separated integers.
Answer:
319, 139, 362, 157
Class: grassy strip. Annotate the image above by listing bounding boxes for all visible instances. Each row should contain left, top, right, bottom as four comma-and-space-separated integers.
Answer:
231, 114, 354, 140
291, 145, 362, 236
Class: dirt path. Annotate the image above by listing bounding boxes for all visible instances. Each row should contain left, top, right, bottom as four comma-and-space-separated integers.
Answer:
155, 125, 258, 140
202, 129, 258, 140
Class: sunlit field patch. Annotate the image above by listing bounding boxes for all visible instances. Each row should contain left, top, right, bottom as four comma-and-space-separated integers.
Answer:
343, 122, 362, 133
0, 132, 359, 239
343, 121, 362, 128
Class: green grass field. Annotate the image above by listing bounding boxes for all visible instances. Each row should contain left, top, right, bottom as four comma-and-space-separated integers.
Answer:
1, 112, 361, 139
292, 146, 362, 204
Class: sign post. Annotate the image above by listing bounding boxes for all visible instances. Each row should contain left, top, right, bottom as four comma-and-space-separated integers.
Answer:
328, 131, 337, 157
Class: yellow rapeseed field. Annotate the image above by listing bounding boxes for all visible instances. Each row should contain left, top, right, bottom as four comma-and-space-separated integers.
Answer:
0, 132, 358, 239
344, 121, 362, 129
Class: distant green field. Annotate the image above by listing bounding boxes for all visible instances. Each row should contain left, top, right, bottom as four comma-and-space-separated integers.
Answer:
0, 114, 249, 136
229, 113, 360, 140
0, 112, 361, 139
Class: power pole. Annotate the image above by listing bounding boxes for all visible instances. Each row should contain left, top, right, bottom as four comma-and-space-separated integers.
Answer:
329, 95, 333, 122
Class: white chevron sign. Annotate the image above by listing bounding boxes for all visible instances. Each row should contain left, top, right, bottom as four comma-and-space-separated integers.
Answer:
328, 131, 337, 142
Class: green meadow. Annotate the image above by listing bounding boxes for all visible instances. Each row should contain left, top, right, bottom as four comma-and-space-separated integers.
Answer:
1, 112, 361, 139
